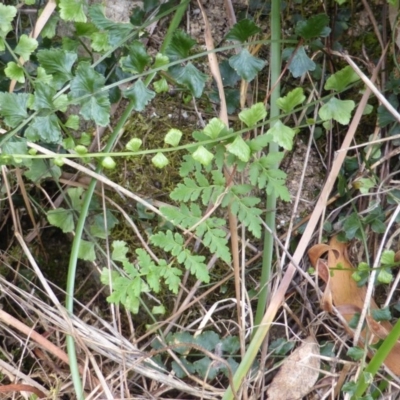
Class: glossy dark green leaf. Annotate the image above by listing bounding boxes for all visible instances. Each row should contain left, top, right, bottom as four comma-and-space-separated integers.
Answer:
166, 29, 196, 61
225, 19, 261, 42
295, 14, 330, 40
122, 79, 156, 111
37, 49, 77, 89
120, 41, 151, 73
25, 114, 62, 143
229, 49, 265, 82
70, 62, 110, 126
287, 46, 315, 78
170, 63, 208, 97
0, 93, 29, 127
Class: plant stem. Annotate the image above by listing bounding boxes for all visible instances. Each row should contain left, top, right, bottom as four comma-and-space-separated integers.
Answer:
65, 2, 189, 398
222, 1, 282, 398
254, 0, 281, 332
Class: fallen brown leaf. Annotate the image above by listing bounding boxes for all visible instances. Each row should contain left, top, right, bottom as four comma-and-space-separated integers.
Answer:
267, 336, 320, 400
308, 236, 400, 375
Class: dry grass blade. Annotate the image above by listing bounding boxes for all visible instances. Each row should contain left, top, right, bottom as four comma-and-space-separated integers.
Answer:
0, 276, 220, 398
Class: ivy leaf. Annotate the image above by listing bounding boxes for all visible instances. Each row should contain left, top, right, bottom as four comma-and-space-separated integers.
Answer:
37, 49, 77, 89
166, 29, 196, 61
319, 97, 355, 125
276, 88, 305, 113
192, 145, 214, 166
295, 14, 330, 39
152, 152, 169, 168
120, 41, 151, 73
24, 159, 61, 182
287, 46, 316, 78
59, 0, 87, 22
219, 59, 240, 87
0, 93, 29, 128
165, 128, 182, 146
78, 240, 96, 261
0, 5, 17, 36
239, 102, 267, 127
226, 136, 251, 162
70, 62, 110, 126
225, 19, 261, 42
325, 66, 360, 92
25, 115, 62, 143
4, 62, 25, 83
122, 79, 155, 111
170, 63, 207, 98
15, 34, 38, 61
89, 4, 133, 46
266, 120, 295, 150
229, 49, 265, 82
47, 208, 74, 233
32, 83, 57, 110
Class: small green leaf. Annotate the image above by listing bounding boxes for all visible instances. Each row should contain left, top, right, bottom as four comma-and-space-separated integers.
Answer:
59, 0, 87, 22
225, 19, 261, 42
354, 177, 375, 194
377, 268, 394, 285
0, 5, 17, 36
152, 305, 165, 315
324, 66, 360, 92
41, 14, 59, 39
239, 102, 267, 127
319, 97, 355, 125
122, 79, 156, 111
152, 152, 169, 168
229, 49, 265, 82
154, 53, 169, 69
371, 307, 392, 321
266, 120, 295, 150
170, 63, 208, 98
4, 62, 25, 83
126, 138, 142, 151
203, 118, 226, 139
276, 88, 306, 113
165, 128, 182, 146
101, 156, 116, 169
120, 41, 151, 73
226, 136, 251, 162
65, 115, 80, 130
24, 160, 61, 181
287, 46, 316, 78
153, 78, 169, 93
47, 208, 74, 233
347, 346, 364, 361
78, 240, 96, 261
192, 146, 214, 166
90, 32, 111, 52
15, 34, 38, 61
381, 250, 395, 265
35, 67, 53, 85
295, 14, 330, 39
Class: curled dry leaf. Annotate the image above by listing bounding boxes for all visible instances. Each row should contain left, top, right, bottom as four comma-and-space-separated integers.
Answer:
308, 236, 400, 376
267, 336, 320, 400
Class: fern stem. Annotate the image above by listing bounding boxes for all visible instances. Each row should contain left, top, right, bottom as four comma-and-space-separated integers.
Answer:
253, 0, 282, 332
65, 3, 189, 398
221, 1, 282, 398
